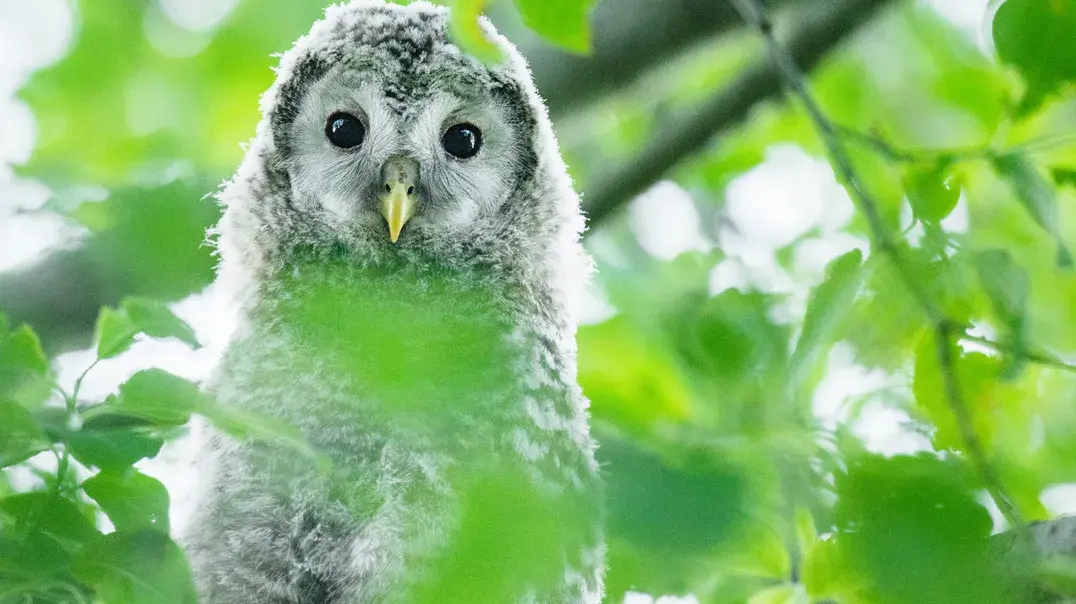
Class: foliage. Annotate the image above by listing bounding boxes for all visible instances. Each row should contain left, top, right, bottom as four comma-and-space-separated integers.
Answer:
3, 0, 1076, 603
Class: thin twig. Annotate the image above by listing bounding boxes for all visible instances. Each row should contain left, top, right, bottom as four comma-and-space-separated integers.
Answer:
729, 0, 1024, 528
962, 334, 1076, 375
52, 358, 99, 496
834, 124, 1076, 166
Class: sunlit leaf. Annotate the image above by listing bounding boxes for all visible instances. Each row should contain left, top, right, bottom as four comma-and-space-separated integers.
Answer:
413, 463, 596, 604
913, 335, 1003, 452
83, 470, 170, 534
747, 584, 808, 604
0, 315, 52, 409
72, 531, 197, 604
514, 0, 596, 54
993, 154, 1073, 267
449, 0, 502, 63
789, 249, 863, 391
579, 317, 694, 433
974, 249, 1030, 377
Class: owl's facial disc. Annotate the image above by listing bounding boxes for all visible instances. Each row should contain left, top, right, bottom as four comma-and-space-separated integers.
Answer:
379, 156, 418, 243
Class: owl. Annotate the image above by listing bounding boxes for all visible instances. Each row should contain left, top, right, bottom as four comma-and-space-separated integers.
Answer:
182, 2, 604, 603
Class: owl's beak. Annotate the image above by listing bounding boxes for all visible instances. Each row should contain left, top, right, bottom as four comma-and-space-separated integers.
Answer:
379, 157, 419, 244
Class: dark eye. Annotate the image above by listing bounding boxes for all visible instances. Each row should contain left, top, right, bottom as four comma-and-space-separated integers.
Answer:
325, 112, 365, 149
442, 123, 482, 159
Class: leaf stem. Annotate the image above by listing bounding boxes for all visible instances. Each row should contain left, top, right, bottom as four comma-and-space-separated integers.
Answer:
962, 333, 1076, 374
730, 0, 1023, 528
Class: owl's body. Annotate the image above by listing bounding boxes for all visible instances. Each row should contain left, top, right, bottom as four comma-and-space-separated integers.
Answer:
184, 2, 603, 603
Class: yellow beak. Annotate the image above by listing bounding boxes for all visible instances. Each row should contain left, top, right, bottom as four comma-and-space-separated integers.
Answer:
380, 182, 415, 244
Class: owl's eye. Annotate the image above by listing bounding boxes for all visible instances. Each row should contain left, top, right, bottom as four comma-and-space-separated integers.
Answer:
325, 112, 365, 149
442, 123, 482, 159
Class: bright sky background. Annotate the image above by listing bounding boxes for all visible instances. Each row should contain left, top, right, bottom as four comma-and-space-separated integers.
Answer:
5, 0, 1067, 601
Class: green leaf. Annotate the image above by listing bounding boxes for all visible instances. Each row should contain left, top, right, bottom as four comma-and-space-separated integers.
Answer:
913, 336, 1003, 452
95, 297, 201, 360
993, 154, 1073, 267
974, 249, 1030, 377
975, 250, 1030, 326
96, 369, 204, 426
412, 463, 597, 604
83, 470, 170, 534
195, 400, 320, 464
834, 454, 1017, 604
802, 537, 869, 602
514, 0, 597, 54
578, 317, 694, 433
906, 164, 960, 222
789, 249, 863, 391
53, 420, 165, 472
93, 369, 318, 462
747, 584, 808, 604
600, 435, 745, 554
94, 306, 140, 360
449, 0, 502, 63
0, 400, 50, 467
0, 316, 52, 409
124, 298, 200, 348
72, 531, 198, 604
992, 0, 1076, 112
0, 492, 101, 551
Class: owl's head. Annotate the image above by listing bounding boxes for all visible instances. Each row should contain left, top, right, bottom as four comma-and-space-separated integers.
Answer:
216, 0, 586, 297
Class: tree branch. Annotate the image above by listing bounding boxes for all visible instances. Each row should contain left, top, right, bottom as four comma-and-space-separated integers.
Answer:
580, 0, 896, 228
727, 0, 1023, 528
499, 0, 808, 117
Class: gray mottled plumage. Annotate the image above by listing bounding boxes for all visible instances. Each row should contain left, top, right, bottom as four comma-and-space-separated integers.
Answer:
182, 2, 604, 603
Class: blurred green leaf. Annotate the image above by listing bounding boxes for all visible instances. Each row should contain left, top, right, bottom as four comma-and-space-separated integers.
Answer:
514, 0, 596, 54
83, 470, 170, 534
789, 249, 863, 391
974, 249, 1030, 377
449, 0, 502, 63
196, 400, 320, 464
579, 316, 694, 433
669, 290, 790, 385
834, 454, 1017, 604
72, 530, 197, 604
802, 537, 869, 602
993, 154, 1073, 267
906, 163, 960, 222
992, 0, 1076, 112
414, 463, 595, 604
94, 297, 200, 360
747, 584, 807, 604
913, 336, 1003, 452
0, 400, 50, 468
600, 436, 745, 554
77, 181, 222, 303
0, 315, 52, 409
